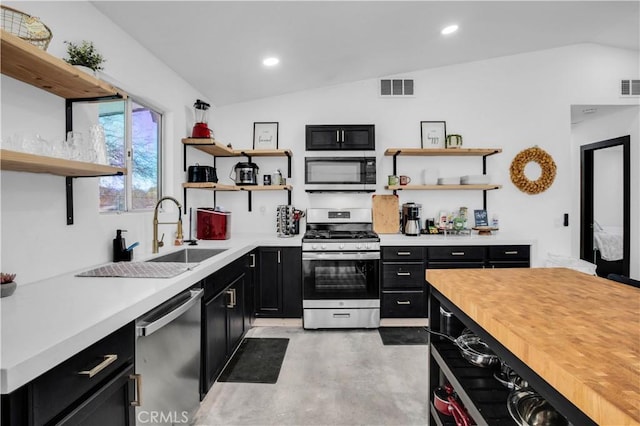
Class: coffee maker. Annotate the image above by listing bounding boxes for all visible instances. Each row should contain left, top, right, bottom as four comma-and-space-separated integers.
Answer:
402, 203, 422, 236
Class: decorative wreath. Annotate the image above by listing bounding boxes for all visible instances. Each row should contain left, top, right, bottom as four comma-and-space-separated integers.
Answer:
509, 146, 556, 194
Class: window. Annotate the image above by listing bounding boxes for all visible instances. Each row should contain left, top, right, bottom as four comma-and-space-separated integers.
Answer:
99, 99, 162, 212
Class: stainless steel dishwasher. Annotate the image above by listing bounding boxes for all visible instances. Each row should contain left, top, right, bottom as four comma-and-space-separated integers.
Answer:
135, 286, 203, 426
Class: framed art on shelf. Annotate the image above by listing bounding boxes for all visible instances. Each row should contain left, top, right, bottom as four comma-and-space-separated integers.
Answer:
253, 122, 279, 149
421, 121, 446, 149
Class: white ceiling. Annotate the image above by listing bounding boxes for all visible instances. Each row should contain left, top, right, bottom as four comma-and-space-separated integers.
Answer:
92, 1, 640, 107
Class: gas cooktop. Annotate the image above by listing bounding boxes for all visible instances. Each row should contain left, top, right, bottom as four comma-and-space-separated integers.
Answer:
302, 230, 379, 241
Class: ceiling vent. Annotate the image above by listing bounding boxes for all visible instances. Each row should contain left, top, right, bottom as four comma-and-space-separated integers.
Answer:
380, 79, 414, 97
620, 79, 640, 97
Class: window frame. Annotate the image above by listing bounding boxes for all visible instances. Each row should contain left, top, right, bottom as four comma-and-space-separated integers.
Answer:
98, 96, 163, 213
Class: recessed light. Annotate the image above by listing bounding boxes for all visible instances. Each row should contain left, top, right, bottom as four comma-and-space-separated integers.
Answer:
263, 57, 279, 67
441, 24, 459, 35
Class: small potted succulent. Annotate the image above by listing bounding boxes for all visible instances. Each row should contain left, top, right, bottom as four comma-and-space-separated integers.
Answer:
63, 40, 106, 73
1, 273, 17, 298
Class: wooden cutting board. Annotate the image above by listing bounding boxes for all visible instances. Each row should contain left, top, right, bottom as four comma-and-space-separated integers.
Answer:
372, 194, 399, 234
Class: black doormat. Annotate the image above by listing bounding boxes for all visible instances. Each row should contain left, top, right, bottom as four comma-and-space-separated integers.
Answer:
217, 338, 289, 384
378, 327, 429, 345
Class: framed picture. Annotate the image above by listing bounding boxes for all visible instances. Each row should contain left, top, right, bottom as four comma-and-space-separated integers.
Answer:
253, 122, 279, 149
474, 209, 488, 227
420, 121, 446, 149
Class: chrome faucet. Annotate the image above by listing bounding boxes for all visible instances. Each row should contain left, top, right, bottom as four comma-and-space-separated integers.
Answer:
153, 196, 183, 253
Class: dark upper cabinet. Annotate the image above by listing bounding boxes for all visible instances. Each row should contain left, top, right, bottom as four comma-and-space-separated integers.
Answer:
306, 125, 375, 150
255, 247, 302, 318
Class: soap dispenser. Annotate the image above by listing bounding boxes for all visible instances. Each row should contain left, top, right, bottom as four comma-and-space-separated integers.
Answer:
113, 229, 132, 262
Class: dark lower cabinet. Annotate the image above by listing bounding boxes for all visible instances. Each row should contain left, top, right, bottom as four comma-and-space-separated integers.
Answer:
486, 245, 530, 268
202, 260, 247, 395
1, 322, 136, 426
56, 364, 136, 426
255, 247, 302, 318
305, 125, 375, 150
381, 245, 531, 318
381, 246, 426, 318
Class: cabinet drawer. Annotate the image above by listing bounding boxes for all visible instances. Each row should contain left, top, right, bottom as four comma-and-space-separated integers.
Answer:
382, 246, 424, 261
427, 261, 485, 270
31, 322, 135, 425
381, 291, 425, 318
382, 263, 424, 288
488, 245, 530, 261
427, 246, 484, 261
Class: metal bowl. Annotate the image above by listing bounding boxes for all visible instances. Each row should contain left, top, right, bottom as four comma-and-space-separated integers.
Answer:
507, 388, 569, 426
455, 333, 500, 368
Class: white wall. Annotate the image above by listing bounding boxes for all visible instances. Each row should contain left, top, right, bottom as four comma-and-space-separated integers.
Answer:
1, 1, 204, 284
210, 43, 639, 272
570, 106, 640, 279
1, 2, 638, 284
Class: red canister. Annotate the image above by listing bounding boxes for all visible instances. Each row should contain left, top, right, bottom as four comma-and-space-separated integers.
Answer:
197, 208, 230, 240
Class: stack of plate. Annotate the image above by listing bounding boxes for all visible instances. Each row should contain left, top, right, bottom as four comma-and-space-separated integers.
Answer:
461, 174, 490, 185
437, 176, 460, 185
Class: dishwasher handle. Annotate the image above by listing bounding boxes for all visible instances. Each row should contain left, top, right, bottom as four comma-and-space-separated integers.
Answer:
137, 289, 203, 337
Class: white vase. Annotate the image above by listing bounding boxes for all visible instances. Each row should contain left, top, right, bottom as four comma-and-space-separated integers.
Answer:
73, 65, 96, 76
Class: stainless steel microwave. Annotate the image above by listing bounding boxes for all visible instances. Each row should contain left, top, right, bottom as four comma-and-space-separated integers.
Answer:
305, 157, 376, 192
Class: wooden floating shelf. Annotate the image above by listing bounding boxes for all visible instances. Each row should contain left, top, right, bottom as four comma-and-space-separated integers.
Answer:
182, 138, 236, 156
386, 184, 502, 191
384, 148, 502, 157
1, 30, 127, 100
237, 185, 292, 191
235, 149, 292, 157
0, 149, 127, 177
182, 138, 292, 158
182, 182, 292, 191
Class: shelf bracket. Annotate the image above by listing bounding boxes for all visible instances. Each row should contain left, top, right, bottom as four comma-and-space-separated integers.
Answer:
392, 151, 400, 176
183, 143, 187, 172
66, 177, 74, 225
247, 190, 252, 211
287, 188, 292, 205
286, 151, 292, 178
183, 187, 188, 214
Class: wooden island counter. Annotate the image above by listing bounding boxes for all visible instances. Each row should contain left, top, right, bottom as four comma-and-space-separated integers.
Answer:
426, 267, 639, 425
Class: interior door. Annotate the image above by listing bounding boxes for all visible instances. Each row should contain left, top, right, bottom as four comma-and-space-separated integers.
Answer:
580, 136, 630, 277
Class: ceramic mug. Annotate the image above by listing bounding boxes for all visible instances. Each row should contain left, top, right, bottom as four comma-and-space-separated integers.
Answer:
446, 134, 463, 148
399, 175, 411, 185
388, 175, 399, 186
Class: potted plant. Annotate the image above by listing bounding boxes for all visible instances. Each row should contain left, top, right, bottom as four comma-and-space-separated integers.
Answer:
63, 40, 106, 73
1, 273, 17, 298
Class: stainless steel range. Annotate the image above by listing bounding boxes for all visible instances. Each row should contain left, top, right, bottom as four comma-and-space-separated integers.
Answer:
302, 208, 380, 329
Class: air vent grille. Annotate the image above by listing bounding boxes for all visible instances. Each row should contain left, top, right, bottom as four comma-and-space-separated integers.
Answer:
380, 79, 414, 97
620, 79, 640, 96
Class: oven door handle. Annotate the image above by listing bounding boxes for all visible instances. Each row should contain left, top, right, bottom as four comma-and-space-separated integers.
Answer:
302, 252, 380, 261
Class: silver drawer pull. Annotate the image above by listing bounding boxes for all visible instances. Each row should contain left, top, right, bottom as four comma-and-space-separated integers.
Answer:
396, 301, 411, 305
129, 373, 142, 406
396, 272, 411, 276
333, 313, 351, 318
504, 251, 518, 255
78, 354, 118, 378
397, 251, 411, 256
451, 252, 465, 256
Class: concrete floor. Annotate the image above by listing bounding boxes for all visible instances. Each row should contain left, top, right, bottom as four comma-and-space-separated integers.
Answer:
192, 326, 428, 426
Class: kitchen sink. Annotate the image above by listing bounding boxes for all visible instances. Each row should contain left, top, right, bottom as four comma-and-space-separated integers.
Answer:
146, 248, 227, 263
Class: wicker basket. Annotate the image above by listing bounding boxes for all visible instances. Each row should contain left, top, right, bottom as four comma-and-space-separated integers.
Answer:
1, 5, 52, 50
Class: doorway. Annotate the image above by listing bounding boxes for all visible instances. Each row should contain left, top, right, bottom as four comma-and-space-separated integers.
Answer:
580, 136, 630, 277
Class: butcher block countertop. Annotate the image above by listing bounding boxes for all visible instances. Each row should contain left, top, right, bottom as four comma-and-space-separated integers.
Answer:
426, 268, 640, 426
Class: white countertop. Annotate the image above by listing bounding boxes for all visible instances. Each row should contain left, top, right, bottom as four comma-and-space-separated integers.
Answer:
379, 231, 535, 246
0, 233, 301, 394
0, 231, 532, 394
